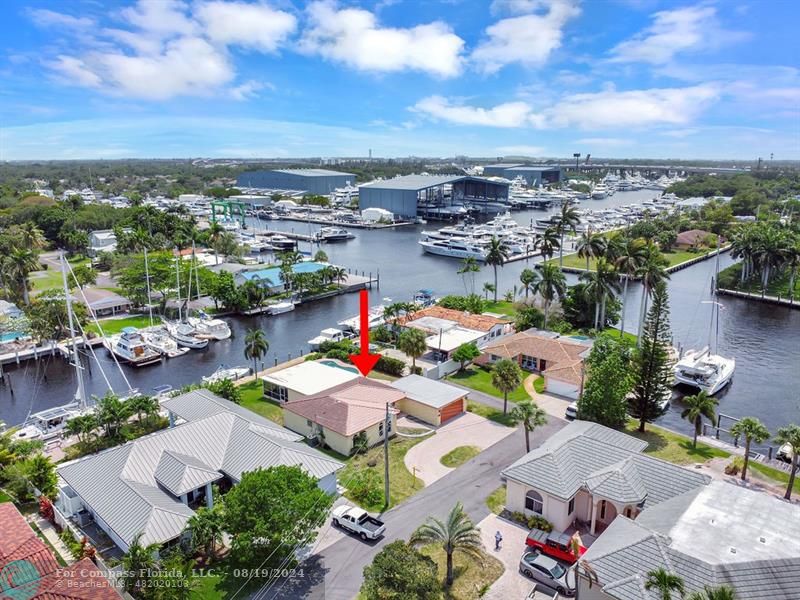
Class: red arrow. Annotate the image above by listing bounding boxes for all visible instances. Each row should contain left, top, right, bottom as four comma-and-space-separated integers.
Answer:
349, 289, 381, 376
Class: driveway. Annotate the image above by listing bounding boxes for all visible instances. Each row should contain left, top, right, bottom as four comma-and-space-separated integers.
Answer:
523, 374, 573, 419
478, 514, 534, 600
404, 412, 516, 486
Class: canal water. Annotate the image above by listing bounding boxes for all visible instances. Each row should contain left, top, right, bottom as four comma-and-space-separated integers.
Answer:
2, 191, 798, 438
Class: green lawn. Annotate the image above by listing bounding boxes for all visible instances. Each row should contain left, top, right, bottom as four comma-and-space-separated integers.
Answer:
624, 420, 730, 465
440, 445, 481, 468
239, 380, 283, 425
448, 366, 530, 403
419, 544, 504, 600
750, 461, 800, 495
483, 300, 517, 317
0, 489, 12, 503
466, 400, 517, 427
532, 376, 546, 394
486, 485, 506, 515
717, 263, 800, 298
551, 248, 713, 272
30, 257, 89, 292
190, 558, 265, 599
85, 315, 156, 336
336, 428, 428, 512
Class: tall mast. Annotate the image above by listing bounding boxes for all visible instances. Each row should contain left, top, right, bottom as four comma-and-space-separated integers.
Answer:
60, 251, 86, 408
144, 247, 153, 327
192, 241, 201, 299
175, 248, 182, 322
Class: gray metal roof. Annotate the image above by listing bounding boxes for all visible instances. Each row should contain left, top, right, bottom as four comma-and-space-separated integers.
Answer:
390, 374, 467, 409
273, 168, 354, 177
359, 174, 507, 191
59, 394, 342, 549
581, 482, 800, 599
504, 165, 561, 172
501, 421, 708, 505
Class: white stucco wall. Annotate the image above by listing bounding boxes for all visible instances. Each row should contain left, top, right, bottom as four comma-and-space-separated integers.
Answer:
506, 478, 574, 531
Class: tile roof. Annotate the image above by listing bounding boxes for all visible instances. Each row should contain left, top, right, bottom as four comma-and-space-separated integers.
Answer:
397, 306, 509, 333
581, 482, 800, 599
502, 421, 708, 505
389, 375, 467, 409
284, 377, 405, 436
58, 393, 342, 548
0, 503, 120, 599
675, 229, 711, 246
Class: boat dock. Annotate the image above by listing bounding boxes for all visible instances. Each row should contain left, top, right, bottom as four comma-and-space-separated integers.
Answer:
717, 288, 799, 310
276, 215, 414, 229
0, 336, 104, 367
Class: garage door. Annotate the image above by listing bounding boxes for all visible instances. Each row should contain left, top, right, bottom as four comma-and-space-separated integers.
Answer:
439, 398, 465, 424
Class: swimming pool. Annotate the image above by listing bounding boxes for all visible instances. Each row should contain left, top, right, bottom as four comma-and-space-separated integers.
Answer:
0, 331, 29, 344
319, 359, 359, 374
567, 335, 590, 342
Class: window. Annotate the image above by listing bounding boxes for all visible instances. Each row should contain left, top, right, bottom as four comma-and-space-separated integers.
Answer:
599, 500, 607, 520
521, 355, 538, 371
490, 354, 501, 362
525, 490, 544, 514
264, 382, 288, 403
378, 422, 384, 437
306, 419, 313, 427
568, 497, 575, 515
387, 417, 392, 433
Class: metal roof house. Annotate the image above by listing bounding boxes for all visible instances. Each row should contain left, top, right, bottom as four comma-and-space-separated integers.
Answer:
55, 390, 343, 553
482, 163, 563, 186
358, 174, 509, 219
578, 480, 800, 600
236, 168, 356, 195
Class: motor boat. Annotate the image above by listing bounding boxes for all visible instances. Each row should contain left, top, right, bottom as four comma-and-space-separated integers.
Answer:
418, 238, 488, 261
11, 404, 84, 441
338, 305, 386, 333
267, 300, 296, 315
187, 313, 231, 340
142, 327, 189, 358
165, 321, 209, 349
202, 364, 250, 383
308, 328, 348, 349
316, 227, 355, 242
105, 327, 162, 367
413, 289, 436, 307
673, 347, 735, 395
591, 184, 608, 199
269, 235, 297, 251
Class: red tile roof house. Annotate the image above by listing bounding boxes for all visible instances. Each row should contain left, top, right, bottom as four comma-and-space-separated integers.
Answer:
675, 229, 713, 250
476, 330, 592, 399
0, 502, 121, 599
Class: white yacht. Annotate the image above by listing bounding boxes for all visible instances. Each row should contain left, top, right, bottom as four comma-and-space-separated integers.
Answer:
142, 327, 189, 358
202, 365, 250, 383
418, 238, 488, 261
591, 183, 608, 199
308, 328, 347, 349
338, 304, 386, 333
11, 405, 84, 441
267, 300, 296, 315
165, 321, 209, 349
187, 314, 231, 340
105, 327, 162, 367
673, 347, 735, 395
316, 227, 355, 242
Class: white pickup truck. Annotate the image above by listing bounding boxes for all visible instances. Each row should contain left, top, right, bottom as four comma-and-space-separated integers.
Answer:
331, 505, 386, 541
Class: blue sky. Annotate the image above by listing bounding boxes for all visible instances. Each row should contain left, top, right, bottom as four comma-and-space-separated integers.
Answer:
1, 0, 798, 160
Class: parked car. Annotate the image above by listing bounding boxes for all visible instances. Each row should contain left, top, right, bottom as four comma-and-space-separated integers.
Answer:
519, 550, 576, 597
526, 527, 586, 564
331, 505, 386, 541
565, 402, 578, 420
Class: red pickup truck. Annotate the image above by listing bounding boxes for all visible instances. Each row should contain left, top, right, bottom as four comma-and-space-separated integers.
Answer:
525, 528, 586, 564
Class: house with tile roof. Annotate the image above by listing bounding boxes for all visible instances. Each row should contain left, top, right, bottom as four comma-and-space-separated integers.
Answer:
502, 421, 710, 535
55, 391, 343, 553
674, 229, 714, 250
577, 480, 800, 600
477, 329, 592, 399
0, 502, 121, 599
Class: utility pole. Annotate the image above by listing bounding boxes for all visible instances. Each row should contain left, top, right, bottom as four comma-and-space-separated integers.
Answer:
384, 402, 390, 507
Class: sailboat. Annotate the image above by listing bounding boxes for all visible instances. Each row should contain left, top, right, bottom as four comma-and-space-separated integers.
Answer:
184, 243, 231, 340
673, 239, 736, 395
165, 249, 208, 349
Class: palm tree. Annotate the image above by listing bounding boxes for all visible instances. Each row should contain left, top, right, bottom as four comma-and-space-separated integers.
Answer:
410, 502, 483, 587
485, 237, 509, 302
206, 221, 224, 265
615, 238, 647, 339
579, 258, 620, 330
482, 282, 495, 300
244, 329, 269, 378
687, 585, 737, 600
555, 203, 580, 267
17, 223, 46, 251
537, 227, 560, 262
491, 358, 523, 414
636, 245, 670, 345
128, 395, 158, 425
510, 400, 548, 453
398, 328, 428, 372
576, 229, 607, 272
644, 568, 685, 600
95, 392, 130, 438
65, 414, 98, 446
457, 257, 481, 295
6, 247, 39, 305
519, 268, 539, 301
773, 424, 800, 499
680, 391, 718, 448
532, 262, 567, 329
730, 417, 770, 481
120, 533, 159, 595
187, 506, 224, 558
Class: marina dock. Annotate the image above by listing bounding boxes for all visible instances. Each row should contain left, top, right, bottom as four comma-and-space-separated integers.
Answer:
275, 215, 414, 229
717, 288, 799, 310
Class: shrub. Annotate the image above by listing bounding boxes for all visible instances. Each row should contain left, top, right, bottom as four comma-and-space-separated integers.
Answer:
375, 356, 405, 376
38, 496, 54, 524
203, 378, 242, 404
348, 469, 384, 507
410, 366, 422, 376
725, 456, 744, 476
509, 511, 553, 532
370, 325, 393, 344
304, 352, 323, 361
325, 349, 352, 363
351, 431, 369, 455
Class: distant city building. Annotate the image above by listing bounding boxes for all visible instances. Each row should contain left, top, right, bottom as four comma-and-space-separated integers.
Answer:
482, 164, 563, 186
236, 168, 356, 195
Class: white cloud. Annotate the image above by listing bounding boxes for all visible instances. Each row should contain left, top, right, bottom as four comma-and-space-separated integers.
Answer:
49, 56, 103, 88
472, 0, 580, 74
27, 8, 95, 29
230, 80, 268, 100
299, 0, 465, 77
411, 96, 543, 128
412, 84, 720, 130
494, 145, 546, 155
609, 4, 749, 64
119, 0, 198, 39
195, 1, 297, 52
574, 137, 629, 146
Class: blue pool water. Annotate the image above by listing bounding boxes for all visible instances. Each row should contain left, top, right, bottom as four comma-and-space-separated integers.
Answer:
0, 332, 28, 343
319, 359, 359, 374
567, 335, 590, 342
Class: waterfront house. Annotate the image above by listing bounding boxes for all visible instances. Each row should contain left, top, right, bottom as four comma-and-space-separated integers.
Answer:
79, 288, 132, 317
477, 329, 591, 399
234, 261, 329, 294
88, 228, 131, 256
0, 502, 121, 599
56, 390, 342, 553
262, 360, 360, 403
675, 228, 714, 250
577, 480, 800, 600
502, 421, 710, 535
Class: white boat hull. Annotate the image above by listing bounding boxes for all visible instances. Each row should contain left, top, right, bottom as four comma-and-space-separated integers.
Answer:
418, 241, 487, 261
